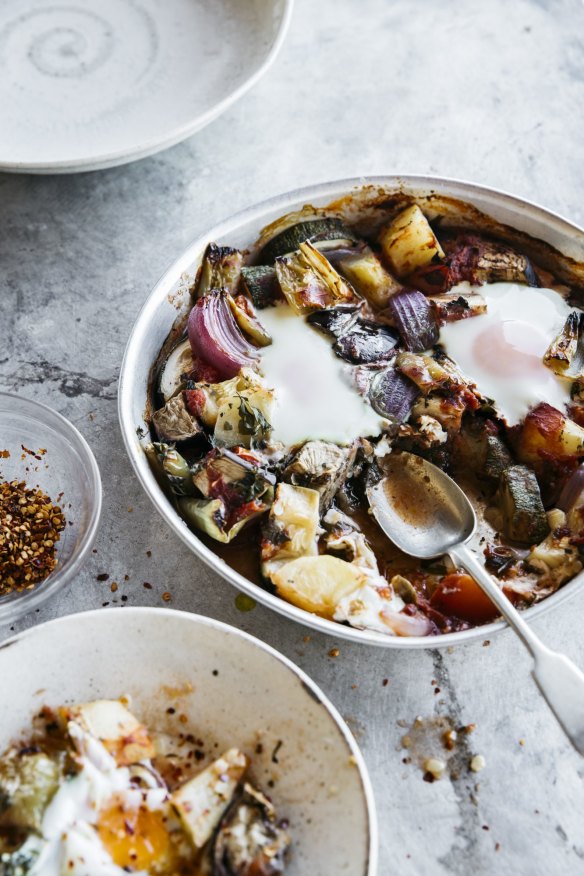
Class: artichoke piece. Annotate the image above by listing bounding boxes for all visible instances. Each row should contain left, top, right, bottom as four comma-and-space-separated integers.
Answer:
152, 392, 203, 443
0, 751, 61, 834
261, 484, 320, 580
496, 465, 549, 545
333, 319, 399, 364
171, 749, 248, 850
241, 266, 280, 309
428, 290, 487, 324
148, 442, 195, 497
379, 205, 445, 278
158, 338, 194, 401
196, 243, 243, 298
282, 440, 356, 512
228, 294, 272, 347
61, 700, 155, 766
275, 241, 360, 314
259, 217, 354, 264
213, 370, 274, 449
306, 305, 360, 340
212, 783, 290, 876
544, 311, 584, 378
330, 242, 402, 308
272, 555, 365, 618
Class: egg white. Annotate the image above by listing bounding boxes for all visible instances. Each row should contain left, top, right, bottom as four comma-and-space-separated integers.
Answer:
439, 282, 573, 425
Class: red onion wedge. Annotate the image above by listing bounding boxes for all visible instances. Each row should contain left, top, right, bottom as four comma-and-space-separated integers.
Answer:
558, 464, 584, 512
388, 289, 439, 353
187, 290, 260, 379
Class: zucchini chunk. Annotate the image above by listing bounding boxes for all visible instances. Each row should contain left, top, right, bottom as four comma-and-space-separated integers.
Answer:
158, 338, 194, 401
275, 241, 359, 314
212, 783, 290, 876
0, 750, 61, 834
379, 205, 445, 278
331, 243, 402, 308
196, 243, 243, 298
544, 311, 584, 378
282, 440, 356, 511
171, 749, 248, 849
259, 218, 354, 264
261, 484, 320, 579
60, 700, 155, 766
272, 555, 365, 618
496, 465, 550, 544
152, 392, 203, 443
240, 265, 280, 310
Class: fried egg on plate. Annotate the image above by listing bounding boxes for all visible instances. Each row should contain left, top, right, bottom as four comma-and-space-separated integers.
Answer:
439, 282, 573, 424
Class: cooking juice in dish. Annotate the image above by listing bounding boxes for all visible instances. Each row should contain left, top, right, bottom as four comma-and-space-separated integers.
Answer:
147, 204, 584, 637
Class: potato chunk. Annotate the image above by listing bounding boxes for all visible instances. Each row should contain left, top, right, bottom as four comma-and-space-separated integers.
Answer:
60, 700, 155, 766
518, 403, 584, 464
261, 484, 321, 581
272, 555, 365, 618
171, 748, 248, 849
379, 205, 445, 277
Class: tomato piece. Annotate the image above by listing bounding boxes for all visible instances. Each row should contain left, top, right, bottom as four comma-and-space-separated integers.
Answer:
430, 573, 499, 624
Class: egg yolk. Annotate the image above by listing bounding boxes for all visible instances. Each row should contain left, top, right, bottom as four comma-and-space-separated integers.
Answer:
97, 795, 172, 871
473, 320, 550, 377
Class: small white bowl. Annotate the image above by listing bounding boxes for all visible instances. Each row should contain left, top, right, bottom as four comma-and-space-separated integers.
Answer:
0, 607, 378, 875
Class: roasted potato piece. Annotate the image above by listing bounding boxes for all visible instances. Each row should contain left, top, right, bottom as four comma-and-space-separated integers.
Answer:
518, 403, 584, 463
60, 700, 155, 766
272, 555, 364, 618
333, 243, 402, 308
379, 205, 445, 278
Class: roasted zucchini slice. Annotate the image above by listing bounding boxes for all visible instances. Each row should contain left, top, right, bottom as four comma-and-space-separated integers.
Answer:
196, 243, 243, 298
259, 218, 354, 264
379, 205, 445, 278
496, 465, 550, 544
241, 265, 280, 310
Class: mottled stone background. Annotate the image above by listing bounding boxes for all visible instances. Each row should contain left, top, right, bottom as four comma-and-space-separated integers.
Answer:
2, 0, 584, 873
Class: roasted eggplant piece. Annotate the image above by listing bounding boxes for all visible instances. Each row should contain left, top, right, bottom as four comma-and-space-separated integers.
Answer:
445, 234, 540, 288
388, 290, 439, 353
369, 367, 419, 424
275, 241, 360, 314
212, 784, 290, 876
152, 392, 203, 443
241, 266, 280, 309
259, 218, 354, 264
496, 465, 550, 544
332, 319, 399, 364
306, 305, 360, 339
158, 338, 194, 401
282, 440, 356, 511
544, 311, 584, 378
329, 242, 402, 308
379, 205, 445, 278
196, 244, 244, 298
228, 294, 272, 346
428, 290, 487, 324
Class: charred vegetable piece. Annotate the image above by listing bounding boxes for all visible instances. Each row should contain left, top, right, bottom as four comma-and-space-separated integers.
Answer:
396, 352, 455, 393
61, 700, 156, 766
282, 441, 356, 511
333, 319, 399, 364
496, 465, 550, 544
306, 305, 360, 339
261, 484, 320, 580
379, 205, 445, 278
454, 421, 513, 484
171, 749, 248, 849
445, 235, 539, 288
228, 294, 272, 346
188, 290, 260, 379
389, 290, 439, 352
149, 442, 195, 496
0, 751, 61, 834
275, 241, 359, 314
329, 242, 402, 308
272, 554, 365, 619
404, 264, 451, 295
196, 243, 243, 298
152, 392, 203, 443
259, 218, 354, 264
369, 367, 419, 423
518, 402, 584, 464
544, 311, 584, 378
158, 338, 194, 401
212, 783, 290, 876
484, 434, 514, 482
428, 290, 487, 324
240, 266, 280, 309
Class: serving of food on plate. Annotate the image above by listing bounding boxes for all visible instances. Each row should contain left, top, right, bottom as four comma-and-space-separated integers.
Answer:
142, 183, 584, 640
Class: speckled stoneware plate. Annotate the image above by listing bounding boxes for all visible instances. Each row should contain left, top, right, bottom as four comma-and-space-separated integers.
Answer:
119, 175, 584, 649
0, 607, 378, 875
0, 0, 292, 173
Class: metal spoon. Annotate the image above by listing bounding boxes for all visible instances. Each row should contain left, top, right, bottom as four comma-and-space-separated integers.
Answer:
368, 451, 584, 755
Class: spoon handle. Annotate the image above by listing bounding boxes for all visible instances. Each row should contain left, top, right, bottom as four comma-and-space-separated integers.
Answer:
449, 543, 584, 755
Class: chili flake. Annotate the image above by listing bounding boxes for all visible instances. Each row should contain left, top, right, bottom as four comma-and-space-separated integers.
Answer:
0, 479, 66, 594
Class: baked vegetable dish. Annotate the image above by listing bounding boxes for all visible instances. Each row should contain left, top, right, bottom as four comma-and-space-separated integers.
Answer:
147, 200, 584, 637
0, 698, 289, 874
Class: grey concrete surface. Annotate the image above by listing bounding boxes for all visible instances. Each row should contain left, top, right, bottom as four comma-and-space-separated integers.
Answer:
2, 0, 584, 873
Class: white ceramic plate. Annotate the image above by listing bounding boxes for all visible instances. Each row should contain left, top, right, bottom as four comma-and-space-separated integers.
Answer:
0, 607, 377, 875
0, 0, 292, 173
118, 175, 584, 649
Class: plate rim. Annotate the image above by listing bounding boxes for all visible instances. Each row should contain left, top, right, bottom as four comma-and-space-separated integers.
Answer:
0, 0, 294, 174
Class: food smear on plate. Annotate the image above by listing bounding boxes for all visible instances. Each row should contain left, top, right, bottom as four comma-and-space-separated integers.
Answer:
146, 204, 584, 638
0, 479, 66, 594
0, 698, 290, 875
